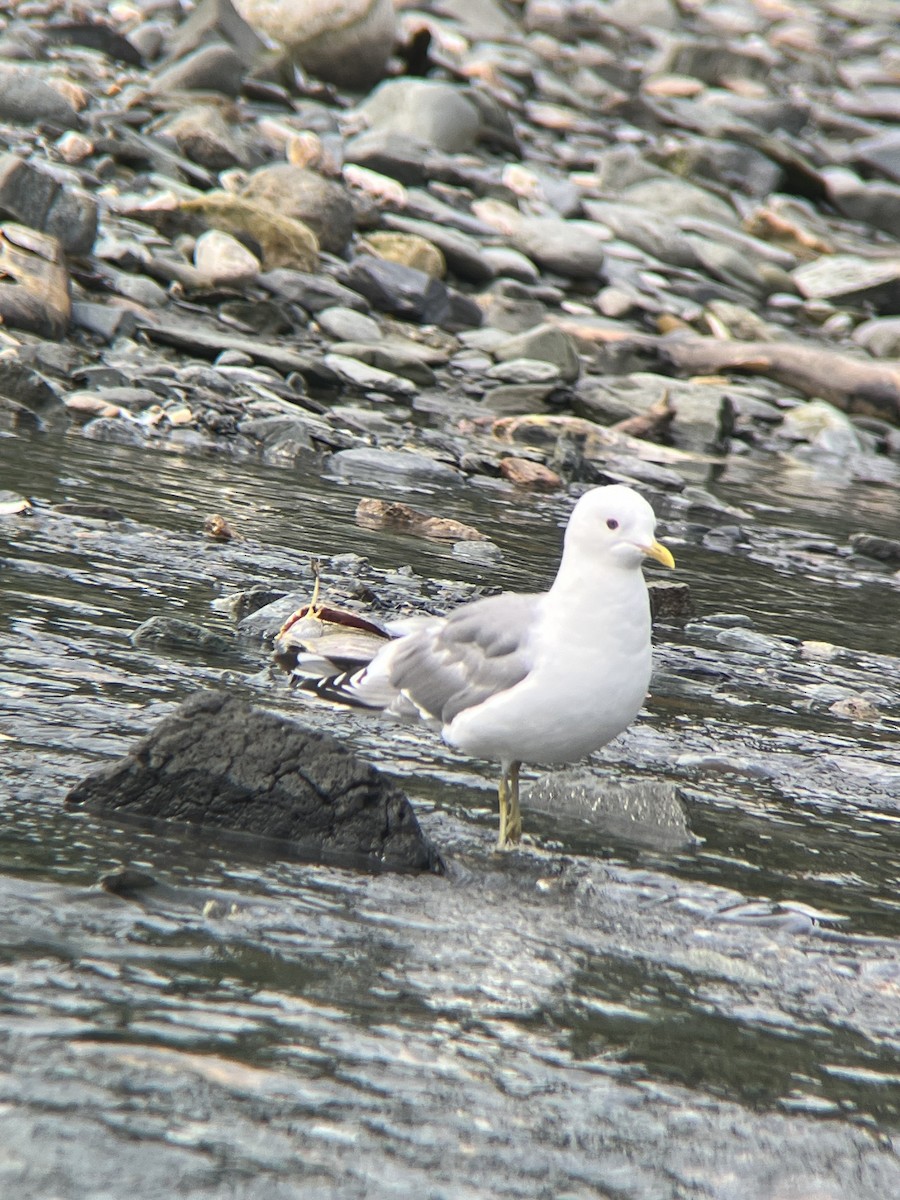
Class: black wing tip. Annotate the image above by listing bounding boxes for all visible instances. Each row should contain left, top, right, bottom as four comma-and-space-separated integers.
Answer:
291, 671, 382, 711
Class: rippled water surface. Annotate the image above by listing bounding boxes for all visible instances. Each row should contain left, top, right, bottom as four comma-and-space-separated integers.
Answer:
1, 429, 899, 1198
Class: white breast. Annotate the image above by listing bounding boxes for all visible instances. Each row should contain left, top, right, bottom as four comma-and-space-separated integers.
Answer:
445, 580, 652, 766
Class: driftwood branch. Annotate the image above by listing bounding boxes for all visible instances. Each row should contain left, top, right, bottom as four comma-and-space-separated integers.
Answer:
557, 323, 900, 426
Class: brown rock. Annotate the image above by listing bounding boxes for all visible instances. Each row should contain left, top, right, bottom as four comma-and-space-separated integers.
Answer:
830, 696, 880, 722
356, 498, 487, 541
179, 191, 318, 271
648, 580, 694, 623
241, 164, 355, 255
359, 232, 445, 278
0, 223, 71, 339
498, 457, 561, 490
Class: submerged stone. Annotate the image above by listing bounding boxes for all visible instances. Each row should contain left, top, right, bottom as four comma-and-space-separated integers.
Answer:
525, 772, 697, 851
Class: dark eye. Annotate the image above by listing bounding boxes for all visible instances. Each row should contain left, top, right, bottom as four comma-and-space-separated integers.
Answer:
606, 518, 619, 530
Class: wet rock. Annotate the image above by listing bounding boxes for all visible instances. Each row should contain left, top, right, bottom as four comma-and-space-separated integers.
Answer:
793, 254, 900, 311
159, 105, 251, 172
65, 689, 441, 874
317, 306, 380, 343
65, 388, 135, 422
452, 539, 503, 566
327, 342, 438, 387
80, 417, 154, 447
401, 188, 494, 238
353, 80, 481, 155
715, 628, 786, 656
799, 640, 844, 663
0, 66, 81, 128
669, 384, 735, 453
474, 199, 606, 282
0, 492, 31, 515
97, 262, 168, 309
241, 414, 332, 461
98, 867, 163, 899
356, 498, 487, 542
381, 213, 495, 284
701, 524, 746, 554
849, 533, 900, 566
583, 199, 702, 272
260, 269, 367, 313
574, 377, 670, 427
847, 128, 900, 185
498, 457, 561, 490
826, 170, 900, 240
779, 401, 864, 459
323, 352, 417, 399
486, 359, 560, 385
621, 176, 738, 227
481, 382, 557, 416
327, 447, 460, 485
680, 488, 748, 523
580, 375, 733, 454
193, 229, 260, 284
657, 136, 782, 200
165, 0, 267, 63
217, 585, 291, 627
55, 130, 94, 165
494, 323, 581, 384
481, 246, 539, 284
180, 192, 319, 271
52, 502, 126, 522
0, 223, 71, 339
339, 256, 481, 330
343, 129, 433, 188
0, 156, 97, 256
360, 231, 445, 279
0, 358, 67, 427
656, 35, 776, 88
649, 580, 694, 623
237, 0, 396, 90
340, 256, 446, 321
603, 456, 685, 493
139, 314, 322, 378
240, 165, 355, 256
130, 616, 233, 655
852, 317, 900, 358
150, 42, 247, 97
70, 304, 138, 343
480, 285, 548, 335
830, 696, 881, 722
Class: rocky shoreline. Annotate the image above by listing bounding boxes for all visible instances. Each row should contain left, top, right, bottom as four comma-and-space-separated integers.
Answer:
0, 0, 899, 509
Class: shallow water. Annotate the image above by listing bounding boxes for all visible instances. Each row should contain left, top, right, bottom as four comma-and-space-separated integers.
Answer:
1, 428, 899, 1197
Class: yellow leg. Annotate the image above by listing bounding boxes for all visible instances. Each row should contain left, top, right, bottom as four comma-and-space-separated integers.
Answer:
277, 559, 323, 639
506, 761, 522, 845
496, 761, 523, 848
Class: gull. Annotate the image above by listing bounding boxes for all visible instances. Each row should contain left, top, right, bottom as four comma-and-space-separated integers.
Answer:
294, 485, 674, 847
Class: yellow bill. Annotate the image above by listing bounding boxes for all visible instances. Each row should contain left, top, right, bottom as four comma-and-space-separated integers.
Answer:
643, 540, 676, 569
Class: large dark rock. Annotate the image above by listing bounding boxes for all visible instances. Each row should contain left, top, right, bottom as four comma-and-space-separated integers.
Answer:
65, 690, 442, 875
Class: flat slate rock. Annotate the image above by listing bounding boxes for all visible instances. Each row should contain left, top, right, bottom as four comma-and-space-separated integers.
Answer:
65, 689, 442, 874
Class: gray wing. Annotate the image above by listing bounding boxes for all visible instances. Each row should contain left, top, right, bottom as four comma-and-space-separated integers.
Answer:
387, 592, 541, 724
